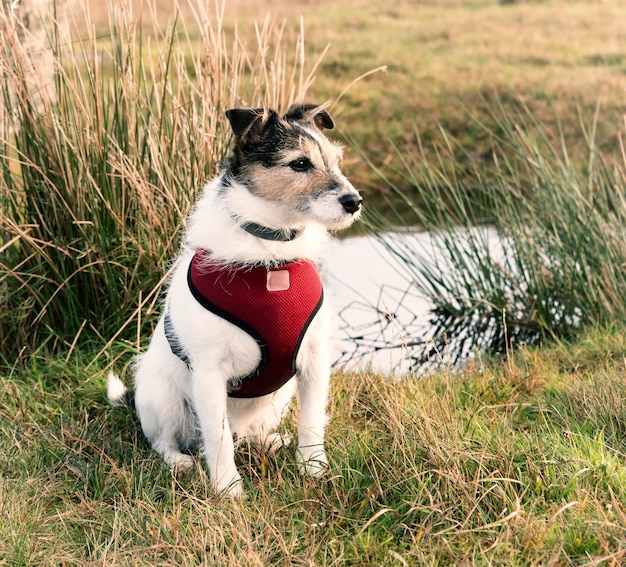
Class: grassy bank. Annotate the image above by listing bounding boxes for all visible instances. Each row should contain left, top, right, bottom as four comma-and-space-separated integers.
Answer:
2, 2, 626, 563
362, 101, 626, 367
1, 329, 625, 565
3, 0, 626, 359
79, 0, 626, 193
228, 0, 626, 193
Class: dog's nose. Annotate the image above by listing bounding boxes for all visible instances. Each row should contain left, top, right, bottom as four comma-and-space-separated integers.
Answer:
339, 193, 363, 214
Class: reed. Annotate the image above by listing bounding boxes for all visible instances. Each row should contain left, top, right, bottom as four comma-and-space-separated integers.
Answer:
0, 0, 323, 361
363, 101, 626, 365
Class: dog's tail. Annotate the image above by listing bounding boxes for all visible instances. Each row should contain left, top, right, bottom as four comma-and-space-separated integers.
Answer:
107, 371, 135, 408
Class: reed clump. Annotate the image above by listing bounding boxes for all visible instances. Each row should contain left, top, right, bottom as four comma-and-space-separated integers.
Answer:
366, 103, 626, 364
0, 0, 322, 361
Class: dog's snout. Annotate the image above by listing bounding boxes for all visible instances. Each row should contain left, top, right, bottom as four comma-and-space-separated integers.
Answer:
339, 193, 363, 214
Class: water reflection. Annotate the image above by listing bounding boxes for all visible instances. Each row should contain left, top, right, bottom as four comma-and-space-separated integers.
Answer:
324, 227, 506, 376
324, 233, 433, 376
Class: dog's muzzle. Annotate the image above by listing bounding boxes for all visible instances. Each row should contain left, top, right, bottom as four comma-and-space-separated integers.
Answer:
339, 193, 363, 214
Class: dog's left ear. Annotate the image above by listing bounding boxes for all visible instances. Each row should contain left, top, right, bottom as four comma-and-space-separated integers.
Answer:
284, 103, 334, 130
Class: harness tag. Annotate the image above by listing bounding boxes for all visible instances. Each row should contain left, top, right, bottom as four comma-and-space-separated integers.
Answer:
267, 270, 290, 291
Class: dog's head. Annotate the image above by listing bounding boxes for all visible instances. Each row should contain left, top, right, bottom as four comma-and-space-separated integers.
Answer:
223, 104, 362, 231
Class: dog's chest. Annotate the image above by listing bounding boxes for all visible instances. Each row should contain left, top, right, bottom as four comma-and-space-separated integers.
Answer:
188, 249, 324, 397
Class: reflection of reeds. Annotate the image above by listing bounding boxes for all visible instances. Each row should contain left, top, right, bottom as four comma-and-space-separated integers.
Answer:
0, 0, 324, 360
362, 102, 626, 365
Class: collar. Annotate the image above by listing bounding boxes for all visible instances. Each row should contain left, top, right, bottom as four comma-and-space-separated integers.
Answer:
219, 175, 302, 242
239, 221, 301, 242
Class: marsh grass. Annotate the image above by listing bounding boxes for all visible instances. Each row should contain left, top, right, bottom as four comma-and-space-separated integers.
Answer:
363, 101, 626, 365
1, 332, 625, 565
216, 0, 626, 193
0, 0, 324, 361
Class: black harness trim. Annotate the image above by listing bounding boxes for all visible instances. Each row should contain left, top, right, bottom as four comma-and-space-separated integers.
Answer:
164, 311, 191, 368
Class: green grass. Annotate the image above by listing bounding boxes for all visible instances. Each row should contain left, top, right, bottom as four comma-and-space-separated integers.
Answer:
214, 0, 626, 194
80, 0, 626, 193
361, 100, 626, 365
2, 2, 626, 563
1, 330, 625, 565
4, 0, 626, 360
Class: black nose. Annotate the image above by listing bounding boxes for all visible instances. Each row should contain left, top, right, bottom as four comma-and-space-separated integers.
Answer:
339, 193, 363, 214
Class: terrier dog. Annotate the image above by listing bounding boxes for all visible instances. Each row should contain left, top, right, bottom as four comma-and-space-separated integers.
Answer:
107, 103, 362, 497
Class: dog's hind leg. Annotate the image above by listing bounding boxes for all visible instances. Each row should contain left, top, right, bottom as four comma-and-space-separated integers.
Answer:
238, 432, 292, 455
134, 348, 195, 474
229, 381, 295, 455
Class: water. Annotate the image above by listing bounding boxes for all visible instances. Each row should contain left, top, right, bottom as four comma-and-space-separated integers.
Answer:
324, 227, 505, 376
324, 232, 431, 376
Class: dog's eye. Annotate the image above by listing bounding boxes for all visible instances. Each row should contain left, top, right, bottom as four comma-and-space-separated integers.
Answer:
288, 157, 314, 172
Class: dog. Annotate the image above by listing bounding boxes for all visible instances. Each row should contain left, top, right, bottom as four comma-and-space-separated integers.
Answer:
107, 103, 362, 497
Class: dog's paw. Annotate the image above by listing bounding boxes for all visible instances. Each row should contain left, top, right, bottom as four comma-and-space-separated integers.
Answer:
165, 452, 195, 475
213, 473, 245, 498
297, 446, 328, 478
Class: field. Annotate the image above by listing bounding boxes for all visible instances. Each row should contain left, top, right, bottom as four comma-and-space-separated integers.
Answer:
230, 0, 626, 192
85, 0, 626, 192
2, 0, 626, 564
2, 332, 626, 565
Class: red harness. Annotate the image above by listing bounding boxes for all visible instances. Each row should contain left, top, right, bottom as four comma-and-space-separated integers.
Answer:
181, 249, 324, 398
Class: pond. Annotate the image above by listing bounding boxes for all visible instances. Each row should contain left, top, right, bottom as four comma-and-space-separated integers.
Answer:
324, 227, 505, 376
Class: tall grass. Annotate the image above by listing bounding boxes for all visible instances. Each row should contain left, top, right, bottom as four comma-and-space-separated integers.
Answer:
0, 0, 323, 362
363, 102, 626, 364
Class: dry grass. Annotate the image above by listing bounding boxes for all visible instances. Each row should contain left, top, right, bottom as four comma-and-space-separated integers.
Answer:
77, 0, 626, 191
0, 0, 326, 359
1, 332, 626, 565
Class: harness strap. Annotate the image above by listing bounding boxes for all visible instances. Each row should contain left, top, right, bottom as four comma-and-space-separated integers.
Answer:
163, 249, 323, 398
164, 311, 190, 367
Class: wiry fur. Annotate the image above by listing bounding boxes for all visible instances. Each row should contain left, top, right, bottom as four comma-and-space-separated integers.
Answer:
107, 104, 362, 497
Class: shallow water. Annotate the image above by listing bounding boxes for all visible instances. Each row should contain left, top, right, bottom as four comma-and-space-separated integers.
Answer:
324, 227, 504, 376
324, 233, 431, 376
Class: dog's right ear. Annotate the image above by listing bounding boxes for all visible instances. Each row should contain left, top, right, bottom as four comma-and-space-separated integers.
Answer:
226, 108, 280, 143
226, 108, 263, 137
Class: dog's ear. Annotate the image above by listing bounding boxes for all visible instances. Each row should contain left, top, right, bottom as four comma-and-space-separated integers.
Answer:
226, 108, 264, 137
284, 103, 334, 130
226, 108, 281, 142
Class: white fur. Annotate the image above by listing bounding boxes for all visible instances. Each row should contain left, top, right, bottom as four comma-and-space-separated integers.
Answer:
106, 372, 128, 407
108, 133, 362, 497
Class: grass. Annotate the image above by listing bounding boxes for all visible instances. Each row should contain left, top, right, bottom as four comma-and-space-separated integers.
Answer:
226, 0, 626, 194
79, 0, 626, 193
1, 330, 626, 565
0, 0, 326, 360
361, 99, 626, 366
4, 0, 626, 359
2, 0, 626, 564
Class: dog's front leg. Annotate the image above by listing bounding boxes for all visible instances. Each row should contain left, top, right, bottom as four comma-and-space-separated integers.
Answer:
296, 342, 330, 478
192, 365, 243, 497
